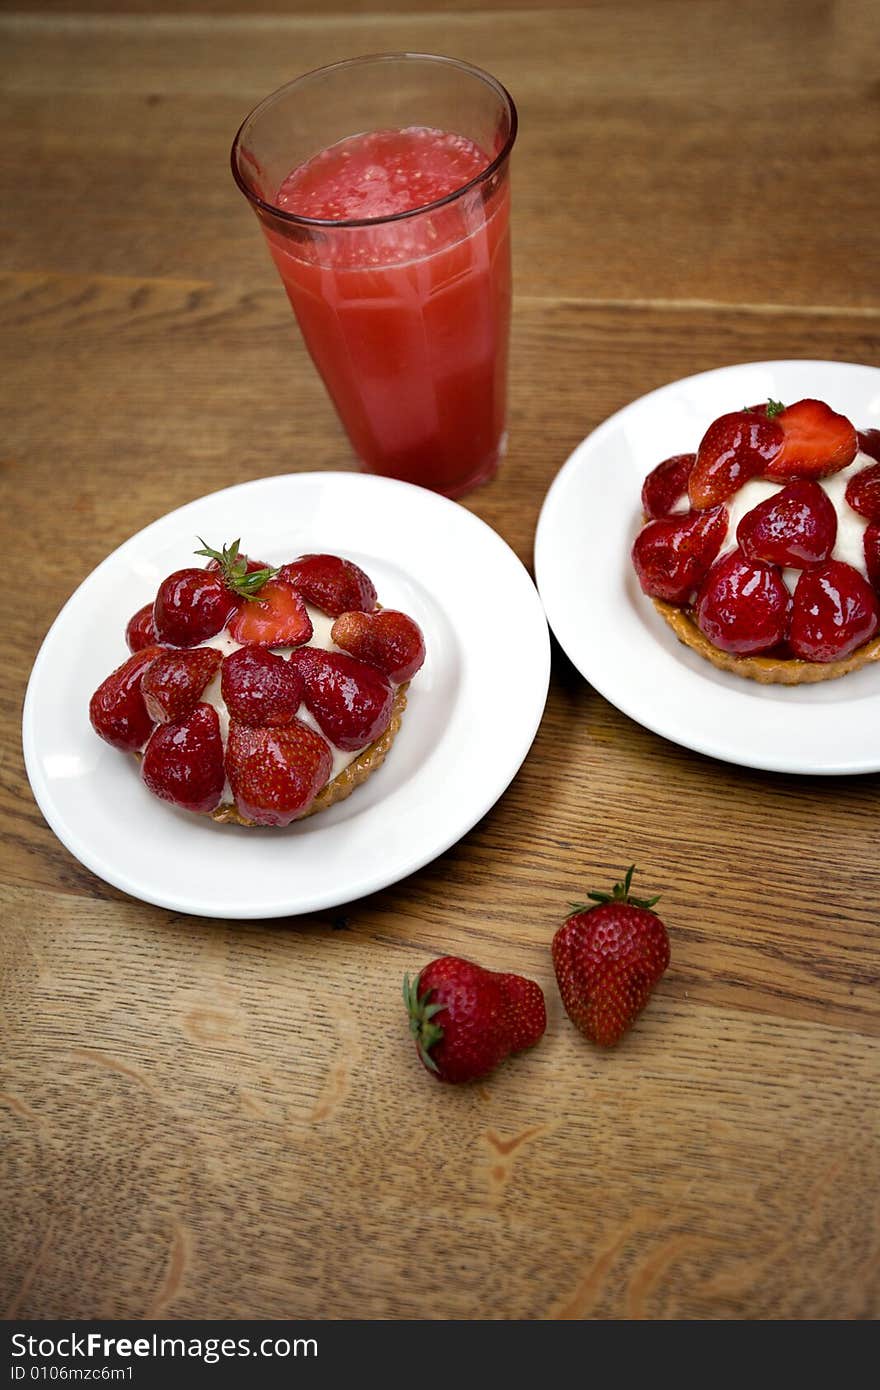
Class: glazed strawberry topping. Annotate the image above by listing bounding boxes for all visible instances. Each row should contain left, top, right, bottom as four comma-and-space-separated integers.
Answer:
640, 453, 695, 520
736, 479, 837, 567
789, 561, 880, 662
857, 429, 880, 464
330, 609, 426, 684
141, 703, 226, 814
631, 506, 728, 604
221, 646, 305, 726
763, 398, 858, 480
225, 719, 333, 826
89, 645, 164, 751
154, 569, 240, 647
227, 578, 313, 647
844, 462, 880, 522
126, 602, 159, 653
689, 411, 783, 509
290, 647, 394, 752
694, 549, 791, 655
279, 554, 378, 617
141, 647, 222, 724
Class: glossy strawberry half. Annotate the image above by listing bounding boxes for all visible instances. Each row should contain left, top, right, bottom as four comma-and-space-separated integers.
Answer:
141, 647, 222, 724
279, 554, 377, 617
225, 719, 333, 826
736, 480, 837, 566
845, 462, 880, 522
290, 647, 394, 752
865, 522, 880, 592
221, 646, 304, 726
641, 453, 695, 520
153, 569, 240, 647
694, 549, 791, 654
631, 507, 728, 605
330, 609, 426, 684
857, 429, 880, 465
688, 411, 783, 508
789, 561, 880, 661
141, 703, 225, 814
764, 399, 858, 480
89, 645, 164, 751
227, 579, 313, 647
126, 602, 159, 653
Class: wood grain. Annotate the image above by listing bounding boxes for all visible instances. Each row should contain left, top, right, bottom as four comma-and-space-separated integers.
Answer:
1, 0, 879, 1321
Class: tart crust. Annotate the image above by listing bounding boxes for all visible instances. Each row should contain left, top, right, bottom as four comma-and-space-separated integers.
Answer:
653, 600, 880, 685
210, 681, 409, 825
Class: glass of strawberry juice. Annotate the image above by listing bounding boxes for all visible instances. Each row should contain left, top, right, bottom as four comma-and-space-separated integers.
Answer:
231, 54, 517, 498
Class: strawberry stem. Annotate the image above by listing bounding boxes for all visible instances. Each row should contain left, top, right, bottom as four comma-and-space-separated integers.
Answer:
766, 398, 786, 418
568, 864, 660, 915
194, 538, 279, 601
403, 973, 444, 1073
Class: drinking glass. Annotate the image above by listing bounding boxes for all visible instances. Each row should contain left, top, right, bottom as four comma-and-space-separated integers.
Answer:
231, 53, 517, 498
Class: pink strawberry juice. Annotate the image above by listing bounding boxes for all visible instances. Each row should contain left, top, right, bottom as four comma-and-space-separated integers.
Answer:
260, 126, 511, 498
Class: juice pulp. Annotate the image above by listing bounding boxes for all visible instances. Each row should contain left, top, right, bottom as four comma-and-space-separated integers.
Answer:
263, 127, 511, 497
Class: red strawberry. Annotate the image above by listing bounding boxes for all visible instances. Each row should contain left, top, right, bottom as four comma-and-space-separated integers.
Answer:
290, 647, 393, 751
330, 609, 426, 684
141, 647, 222, 724
763, 398, 857, 480
279, 554, 377, 617
736, 479, 837, 566
126, 602, 158, 653
858, 429, 880, 464
404, 957, 546, 1084
641, 453, 695, 520
89, 645, 164, 751
153, 568, 240, 647
141, 702, 225, 814
845, 462, 880, 522
225, 718, 333, 825
789, 560, 880, 661
227, 579, 313, 647
631, 506, 728, 604
552, 866, 670, 1047
688, 411, 783, 508
865, 522, 880, 592
695, 549, 791, 654
221, 646, 304, 726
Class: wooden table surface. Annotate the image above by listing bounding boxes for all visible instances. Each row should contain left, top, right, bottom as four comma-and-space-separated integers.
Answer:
2, 0, 879, 1322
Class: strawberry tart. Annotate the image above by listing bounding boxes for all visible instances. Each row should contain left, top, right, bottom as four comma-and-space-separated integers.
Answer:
89, 542, 426, 824
631, 401, 880, 683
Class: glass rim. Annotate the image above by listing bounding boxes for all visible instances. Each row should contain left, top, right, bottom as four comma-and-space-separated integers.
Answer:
230, 52, 518, 231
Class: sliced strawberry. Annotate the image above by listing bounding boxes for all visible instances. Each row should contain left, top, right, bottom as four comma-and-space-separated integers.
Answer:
858, 429, 880, 464
290, 647, 393, 751
153, 568, 240, 647
631, 506, 728, 605
688, 411, 783, 508
227, 579, 313, 647
225, 719, 333, 826
845, 462, 880, 522
330, 609, 426, 684
89, 645, 165, 751
789, 561, 880, 661
141, 647, 222, 724
764, 399, 857, 480
141, 703, 226, 814
641, 453, 695, 520
694, 550, 791, 655
126, 602, 159, 653
279, 554, 377, 617
865, 522, 880, 592
737, 480, 837, 566
221, 646, 304, 726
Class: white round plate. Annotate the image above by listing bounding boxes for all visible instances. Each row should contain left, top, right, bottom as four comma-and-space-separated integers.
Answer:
535, 359, 880, 775
24, 472, 550, 916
